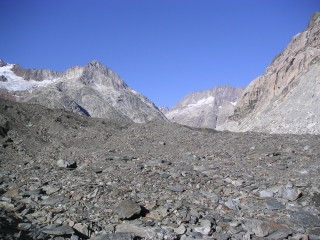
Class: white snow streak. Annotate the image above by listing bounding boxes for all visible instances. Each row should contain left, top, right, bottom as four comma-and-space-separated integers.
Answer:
187, 96, 214, 108
0, 64, 59, 92
230, 101, 237, 106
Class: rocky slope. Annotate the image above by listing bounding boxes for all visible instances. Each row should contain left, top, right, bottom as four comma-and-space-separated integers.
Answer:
0, 60, 167, 123
165, 85, 244, 129
1, 99, 320, 240
218, 12, 320, 134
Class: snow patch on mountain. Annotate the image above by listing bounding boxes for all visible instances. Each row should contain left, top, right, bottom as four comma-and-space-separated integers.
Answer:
0, 64, 59, 92
187, 96, 214, 108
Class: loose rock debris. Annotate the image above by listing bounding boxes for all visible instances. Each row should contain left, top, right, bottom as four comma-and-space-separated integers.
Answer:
0, 100, 320, 239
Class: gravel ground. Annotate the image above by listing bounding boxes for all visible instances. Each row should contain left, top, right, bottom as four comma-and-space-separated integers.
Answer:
1, 100, 320, 240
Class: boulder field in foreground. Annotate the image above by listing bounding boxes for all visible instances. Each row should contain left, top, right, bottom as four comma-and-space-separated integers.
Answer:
1, 100, 320, 239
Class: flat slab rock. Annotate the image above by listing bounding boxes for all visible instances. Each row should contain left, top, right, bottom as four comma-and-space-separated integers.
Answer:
290, 210, 320, 228
40, 195, 65, 205
166, 185, 184, 192
266, 199, 286, 210
114, 199, 141, 220
42, 224, 74, 235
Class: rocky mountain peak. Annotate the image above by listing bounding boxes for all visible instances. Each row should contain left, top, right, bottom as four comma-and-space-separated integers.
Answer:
0, 59, 7, 67
166, 85, 244, 129
0, 59, 167, 123
79, 60, 128, 90
86, 60, 104, 69
307, 12, 320, 29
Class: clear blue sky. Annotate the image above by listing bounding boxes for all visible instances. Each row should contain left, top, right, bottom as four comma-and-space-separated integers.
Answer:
0, 1, 319, 108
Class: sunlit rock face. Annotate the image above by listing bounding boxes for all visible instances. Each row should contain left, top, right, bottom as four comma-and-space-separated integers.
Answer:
0, 60, 167, 123
158, 106, 169, 115
218, 12, 320, 134
165, 84, 244, 129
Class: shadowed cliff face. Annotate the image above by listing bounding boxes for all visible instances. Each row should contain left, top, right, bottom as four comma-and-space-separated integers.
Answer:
165, 85, 244, 129
218, 12, 320, 134
0, 60, 167, 123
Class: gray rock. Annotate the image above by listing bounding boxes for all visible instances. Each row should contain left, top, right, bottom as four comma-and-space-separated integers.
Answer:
260, 190, 274, 198
309, 227, 320, 237
93, 232, 135, 240
266, 228, 293, 239
246, 219, 279, 237
290, 210, 320, 228
42, 224, 74, 235
57, 159, 77, 168
200, 219, 212, 227
170, 171, 181, 178
71, 234, 80, 240
313, 193, 320, 207
225, 198, 240, 211
73, 223, 90, 238
174, 224, 186, 235
0, 59, 7, 67
18, 223, 32, 230
232, 179, 244, 186
201, 191, 220, 203
182, 152, 200, 161
266, 199, 286, 210
0, 75, 7, 82
190, 215, 198, 224
0, 201, 14, 210
193, 165, 206, 171
194, 224, 211, 236
116, 223, 159, 239
114, 199, 141, 220
43, 186, 61, 195
244, 185, 258, 191
277, 186, 301, 201
40, 195, 65, 205
166, 185, 184, 192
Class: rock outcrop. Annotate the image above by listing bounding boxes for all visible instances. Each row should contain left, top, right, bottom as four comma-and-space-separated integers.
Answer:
0, 60, 167, 123
218, 12, 320, 134
165, 85, 244, 129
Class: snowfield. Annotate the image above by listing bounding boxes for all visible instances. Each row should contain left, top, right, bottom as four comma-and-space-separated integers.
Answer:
0, 64, 59, 92
187, 96, 214, 108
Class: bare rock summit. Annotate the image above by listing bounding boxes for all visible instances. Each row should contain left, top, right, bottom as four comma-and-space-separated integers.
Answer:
0, 60, 167, 123
166, 84, 244, 129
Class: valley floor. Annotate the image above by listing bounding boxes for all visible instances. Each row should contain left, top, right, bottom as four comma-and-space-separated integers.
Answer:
1, 100, 320, 239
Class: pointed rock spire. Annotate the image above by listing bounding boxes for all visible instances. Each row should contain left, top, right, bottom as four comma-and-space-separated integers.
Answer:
0, 59, 7, 67
86, 60, 104, 69
307, 12, 320, 29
